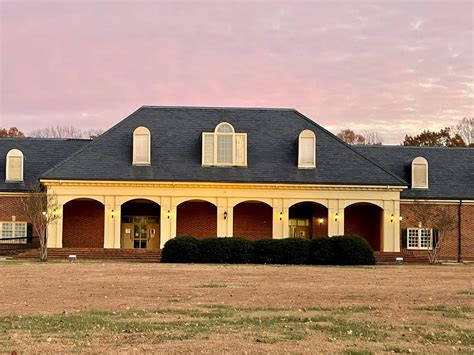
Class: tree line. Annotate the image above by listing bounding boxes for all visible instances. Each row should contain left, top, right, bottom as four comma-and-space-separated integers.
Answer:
1, 117, 473, 147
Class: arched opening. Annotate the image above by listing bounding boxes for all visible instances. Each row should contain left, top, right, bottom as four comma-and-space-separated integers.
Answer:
233, 201, 272, 240
121, 199, 160, 249
63, 198, 104, 248
344, 202, 383, 251
176, 200, 217, 239
289, 202, 328, 239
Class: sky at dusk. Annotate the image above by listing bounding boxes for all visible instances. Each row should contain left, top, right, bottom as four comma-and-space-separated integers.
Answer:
1, 1, 473, 143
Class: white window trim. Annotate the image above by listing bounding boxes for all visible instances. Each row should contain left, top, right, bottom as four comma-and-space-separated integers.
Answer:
5, 149, 24, 182
411, 156, 428, 189
298, 129, 316, 169
0, 221, 27, 244
202, 122, 247, 167
407, 227, 433, 250
132, 126, 151, 166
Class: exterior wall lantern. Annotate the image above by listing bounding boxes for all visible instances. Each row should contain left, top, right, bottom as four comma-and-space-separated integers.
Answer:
224, 211, 228, 220
399, 216, 403, 221
334, 213, 338, 222
52, 208, 57, 218
111, 209, 115, 219
390, 214, 394, 223
167, 210, 171, 219
279, 212, 283, 221
318, 218, 324, 226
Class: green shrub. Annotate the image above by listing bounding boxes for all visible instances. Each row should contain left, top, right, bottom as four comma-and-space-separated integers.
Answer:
330, 235, 375, 265
309, 237, 334, 265
198, 237, 254, 263
161, 236, 200, 263
252, 238, 311, 264
161, 234, 375, 265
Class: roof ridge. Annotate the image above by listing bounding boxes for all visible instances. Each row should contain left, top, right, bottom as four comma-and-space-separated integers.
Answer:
40, 107, 145, 179
141, 105, 295, 111
0, 137, 92, 142
355, 145, 474, 150
292, 110, 408, 185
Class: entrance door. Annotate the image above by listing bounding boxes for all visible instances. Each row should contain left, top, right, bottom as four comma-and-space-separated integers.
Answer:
289, 218, 311, 239
133, 217, 148, 249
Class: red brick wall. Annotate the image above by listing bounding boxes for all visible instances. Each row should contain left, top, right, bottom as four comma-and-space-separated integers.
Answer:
233, 202, 272, 240
63, 199, 104, 248
0, 196, 27, 221
176, 201, 217, 239
461, 204, 474, 261
344, 204, 382, 251
401, 202, 473, 261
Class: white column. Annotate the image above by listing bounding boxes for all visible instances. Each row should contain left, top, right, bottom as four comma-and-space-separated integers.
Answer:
47, 204, 63, 248
226, 205, 233, 237
383, 200, 399, 252
328, 200, 344, 237
103, 196, 115, 248
217, 197, 228, 237
273, 199, 284, 239
160, 197, 172, 249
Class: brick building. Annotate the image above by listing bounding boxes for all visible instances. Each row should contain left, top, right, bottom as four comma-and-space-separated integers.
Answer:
1, 106, 472, 261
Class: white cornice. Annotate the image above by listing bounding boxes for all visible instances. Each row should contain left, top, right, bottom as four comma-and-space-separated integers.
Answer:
40, 179, 406, 192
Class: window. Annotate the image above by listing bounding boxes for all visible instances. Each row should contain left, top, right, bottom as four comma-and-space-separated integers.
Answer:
407, 227, 432, 250
412, 157, 428, 188
5, 149, 24, 182
298, 130, 316, 168
0, 222, 27, 244
133, 127, 151, 165
202, 122, 247, 166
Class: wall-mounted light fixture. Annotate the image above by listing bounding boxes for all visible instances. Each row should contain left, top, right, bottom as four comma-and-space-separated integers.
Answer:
334, 213, 338, 222
279, 212, 283, 221
390, 214, 394, 223
167, 210, 171, 219
399, 216, 403, 221
318, 218, 324, 226
42, 211, 47, 216
52, 208, 57, 218
111, 209, 115, 219
224, 211, 228, 220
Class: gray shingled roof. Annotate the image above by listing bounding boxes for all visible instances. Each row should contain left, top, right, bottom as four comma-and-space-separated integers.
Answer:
41, 106, 405, 187
0, 138, 90, 192
354, 145, 474, 200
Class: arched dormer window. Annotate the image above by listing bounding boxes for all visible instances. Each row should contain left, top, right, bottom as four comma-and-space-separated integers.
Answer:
202, 122, 247, 166
298, 130, 316, 168
412, 157, 428, 189
6, 149, 24, 182
133, 126, 151, 165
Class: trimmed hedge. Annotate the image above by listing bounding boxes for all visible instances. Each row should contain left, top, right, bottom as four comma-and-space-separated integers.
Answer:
162, 235, 375, 265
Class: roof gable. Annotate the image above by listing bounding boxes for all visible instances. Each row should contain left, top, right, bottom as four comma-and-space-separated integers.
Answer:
41, 106, 404, 186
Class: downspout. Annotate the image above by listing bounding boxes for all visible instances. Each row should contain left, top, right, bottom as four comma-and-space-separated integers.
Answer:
458, 199, 462, 263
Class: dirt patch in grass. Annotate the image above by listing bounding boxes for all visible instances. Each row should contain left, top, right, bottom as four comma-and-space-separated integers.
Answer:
0, 262, 472, 353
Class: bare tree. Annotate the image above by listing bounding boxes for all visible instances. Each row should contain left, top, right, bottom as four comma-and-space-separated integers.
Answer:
29, 125, 84, 139
452, 117, 473, 146
364, 131, 383, 145
411, 201, 457, 264
20, 185, 59, 261
337, 129, 366, 144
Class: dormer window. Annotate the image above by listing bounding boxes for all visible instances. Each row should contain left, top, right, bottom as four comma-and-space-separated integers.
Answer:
412, 157, 428, 189
298, 130, 316, 168
202, 122, 247, 166
133, 126, 151, 165
6, 149, 24, 182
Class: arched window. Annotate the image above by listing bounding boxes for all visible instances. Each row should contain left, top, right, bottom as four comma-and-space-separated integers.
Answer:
412, 157, 428, 188
6, 149, 24, 182
298, 130, 316, 168
202, 122, 247, 166
133, 126, 151, 165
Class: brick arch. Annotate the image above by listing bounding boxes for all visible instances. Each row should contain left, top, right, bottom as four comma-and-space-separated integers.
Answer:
344, 202, 383, 251
63, 198, 104, 248
176, 200, 217, 239
233, 201, 272, 240
289, 201, 328, 238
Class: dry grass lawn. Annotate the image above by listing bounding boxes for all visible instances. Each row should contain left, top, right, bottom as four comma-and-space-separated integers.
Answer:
0, 261, 472, 353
